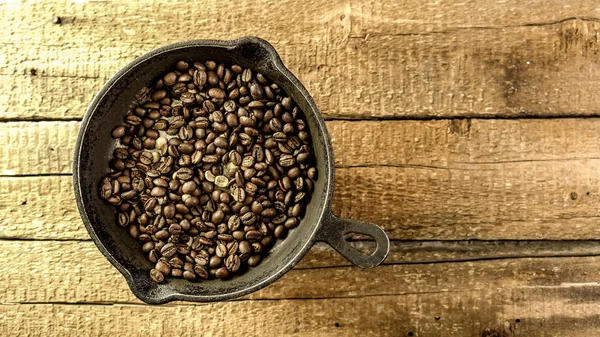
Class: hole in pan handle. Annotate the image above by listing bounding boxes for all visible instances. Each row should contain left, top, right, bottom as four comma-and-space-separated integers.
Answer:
315, 211, 390, 268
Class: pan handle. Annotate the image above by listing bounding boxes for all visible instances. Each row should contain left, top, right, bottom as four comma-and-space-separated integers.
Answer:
315, 211, 390, 268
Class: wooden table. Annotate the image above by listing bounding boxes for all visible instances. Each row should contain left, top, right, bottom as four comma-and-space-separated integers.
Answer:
2, 1, 600, 336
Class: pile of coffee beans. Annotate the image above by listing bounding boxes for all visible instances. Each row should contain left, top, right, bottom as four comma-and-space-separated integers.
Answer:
99, 60, 317, 283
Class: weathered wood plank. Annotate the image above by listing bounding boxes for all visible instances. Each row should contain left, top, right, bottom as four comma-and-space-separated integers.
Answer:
2, 0, 600, 119
2, 240, 600, 318
0, 122, 77, 176
2, 0, 595, 45
2, 119, 600, 240
4, 288, 600, 337
5, 118, 600, 175
4, 159, 600, 241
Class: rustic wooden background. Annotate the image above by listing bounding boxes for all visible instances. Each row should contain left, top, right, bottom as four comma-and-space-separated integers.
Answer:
2, 0, 600, 336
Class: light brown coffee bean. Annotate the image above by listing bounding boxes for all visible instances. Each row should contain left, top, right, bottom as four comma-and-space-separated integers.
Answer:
247, 254, 262, 267
225, 255, 241, 272
194, 265, 209, 279
156, 260, 171, 275
150, 269, 165, 283
215, 266, 229, 279
161, 243, 177, 258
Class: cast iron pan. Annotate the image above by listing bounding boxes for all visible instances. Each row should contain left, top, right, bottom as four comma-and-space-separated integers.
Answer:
73, 37, 390, 304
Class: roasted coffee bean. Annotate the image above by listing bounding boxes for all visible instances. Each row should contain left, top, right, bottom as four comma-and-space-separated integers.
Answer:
195, 253, 209, 266
247, 254, 262, 267
215, 266, 230, 279
150, 186, 167, 197
176, 61, 189, 71
112, 125, 126, 138
194, 265, 209, 279
225, 255, 241, 272
238, 240, 251, 255
191, 236, 204, 251
161, 243, 177, 258
227, 215, 241, 231
156, 260, 171, 275
232, 185, 246, 203
212, 209, 225, 223
284, 217, 299, 229
163, 72, 178, 86
241, 212, 257, 225
251, 242, 264, 253
156, 229, 170, 241
182, 270, 196, 280
177, 244, 191, 255
194, 69, 207, 88
290, 203, 304, 217
149, 250, 159, 263
227, 240, 238, 255
231, 230, 245, 241
169, 257, 184, 269
216, 242, 227, 258
279, 154, 295, 167
274, 225, 287, 238
142, 241, 155, 252
272, 214, 287, 225
199, 236, 214, 246
181, 180, 198, 194
209, 256, 222, 268
138, 233, 153, 242
307, 167, 317, 180
118, 212, 129, 226
245, 230, 262, 241
150, 269, 165, 283
168, 223, 182, 235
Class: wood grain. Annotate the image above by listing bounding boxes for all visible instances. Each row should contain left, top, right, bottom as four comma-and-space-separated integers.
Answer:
2, 119, 600, 240
0, 122, 77, 176
7, 118, 600, 175
2, 0, 596, 45
4, 288, 600, 337
2, 240, 600, 305
2, 1, 600, 119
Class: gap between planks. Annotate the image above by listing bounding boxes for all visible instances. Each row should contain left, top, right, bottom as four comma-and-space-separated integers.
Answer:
0, 238, 599, 268
7, 115, 600, 123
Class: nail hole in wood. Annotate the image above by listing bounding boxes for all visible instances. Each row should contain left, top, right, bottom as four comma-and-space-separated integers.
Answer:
334, 322, 340, 328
